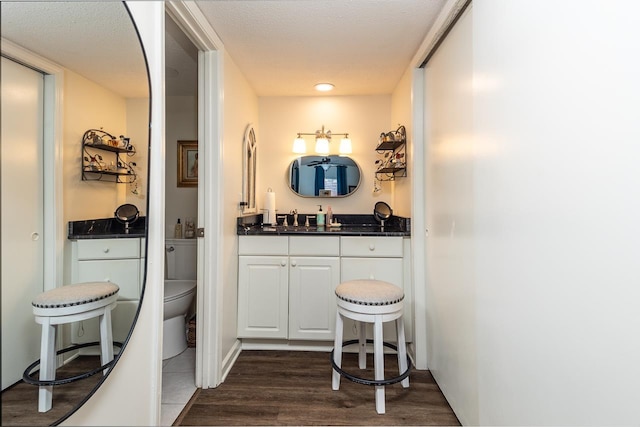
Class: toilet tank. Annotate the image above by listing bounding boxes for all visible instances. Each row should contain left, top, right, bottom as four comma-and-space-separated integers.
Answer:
165, 239, 197, 280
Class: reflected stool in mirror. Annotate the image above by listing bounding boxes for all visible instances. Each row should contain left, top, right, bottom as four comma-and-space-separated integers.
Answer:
331, 279, 411, 414
25, 281, 119, 412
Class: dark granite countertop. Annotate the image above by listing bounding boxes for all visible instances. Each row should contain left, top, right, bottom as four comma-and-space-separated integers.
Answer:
68, 216, 146, 239
237, 214, 410, 237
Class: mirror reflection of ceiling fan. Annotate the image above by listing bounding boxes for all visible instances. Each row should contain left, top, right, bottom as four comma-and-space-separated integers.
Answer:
306, 156, 333, 167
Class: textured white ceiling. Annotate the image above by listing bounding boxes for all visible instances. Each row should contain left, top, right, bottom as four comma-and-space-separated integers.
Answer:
1, 2, 149, 98
1, 1, 446, 98
198, 0, 447, 96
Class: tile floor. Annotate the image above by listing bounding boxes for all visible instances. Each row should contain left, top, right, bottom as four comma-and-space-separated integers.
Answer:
161, 348, 197, 426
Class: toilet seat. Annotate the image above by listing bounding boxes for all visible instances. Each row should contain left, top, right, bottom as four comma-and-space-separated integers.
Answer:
164, 280, 196, 303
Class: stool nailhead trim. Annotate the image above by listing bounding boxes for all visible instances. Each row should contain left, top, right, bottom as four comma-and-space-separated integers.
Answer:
335, 293, 405, 306
32, 289, 119, 309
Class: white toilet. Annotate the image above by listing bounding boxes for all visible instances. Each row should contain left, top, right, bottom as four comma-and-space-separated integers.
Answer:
164, 239, 197, 360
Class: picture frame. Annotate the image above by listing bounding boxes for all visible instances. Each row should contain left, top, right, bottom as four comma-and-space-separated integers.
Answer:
178, 140, 198, 187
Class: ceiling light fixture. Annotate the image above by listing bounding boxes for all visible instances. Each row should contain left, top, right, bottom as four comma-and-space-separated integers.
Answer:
314, 83, 334, 92
292, 125, 351, 154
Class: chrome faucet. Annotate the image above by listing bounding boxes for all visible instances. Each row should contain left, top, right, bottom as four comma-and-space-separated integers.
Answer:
291, 209, 298, 226
276, 215, 288, 226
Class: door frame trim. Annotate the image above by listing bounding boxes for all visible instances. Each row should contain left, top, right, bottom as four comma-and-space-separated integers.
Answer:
165, 1, 225, 389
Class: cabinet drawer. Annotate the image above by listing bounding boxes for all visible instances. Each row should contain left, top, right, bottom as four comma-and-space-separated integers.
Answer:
289, 236, 339, 256
341, 257, 403, 287
238, 236, 288, 255
76, 239, 140, 260
340, 236, 403, 257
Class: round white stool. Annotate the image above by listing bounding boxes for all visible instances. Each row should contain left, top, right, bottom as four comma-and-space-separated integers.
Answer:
331, 279, 410, 414
24, 281, 119, 412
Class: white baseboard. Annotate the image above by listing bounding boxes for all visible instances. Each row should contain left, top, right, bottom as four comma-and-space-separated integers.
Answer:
220, 339, 242, 383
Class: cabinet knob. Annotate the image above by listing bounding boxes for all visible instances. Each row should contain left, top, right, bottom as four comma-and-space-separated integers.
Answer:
103, 247, 110, 253
291, 260, 297, 267
280, 260, 287, 267
369, 244, 375, 251
31, 232, 40, 241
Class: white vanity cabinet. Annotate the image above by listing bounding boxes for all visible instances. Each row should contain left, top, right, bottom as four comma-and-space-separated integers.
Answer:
69, 238, 144, 345
237, 236, 340, 340
237, 234, 411, 343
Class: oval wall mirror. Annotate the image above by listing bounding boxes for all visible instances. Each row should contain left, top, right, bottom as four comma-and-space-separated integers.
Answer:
0, 2, 149, 425
289, 155, 362, 197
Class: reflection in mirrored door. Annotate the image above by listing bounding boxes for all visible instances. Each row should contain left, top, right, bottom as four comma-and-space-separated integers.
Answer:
0, 2, 150, 425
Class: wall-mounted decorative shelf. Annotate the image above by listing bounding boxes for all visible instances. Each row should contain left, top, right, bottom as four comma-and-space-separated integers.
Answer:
82, 129, 137, 184
374, 125, 406, 181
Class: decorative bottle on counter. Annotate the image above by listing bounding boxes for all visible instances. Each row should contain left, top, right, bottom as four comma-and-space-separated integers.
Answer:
174, 219, 182, 239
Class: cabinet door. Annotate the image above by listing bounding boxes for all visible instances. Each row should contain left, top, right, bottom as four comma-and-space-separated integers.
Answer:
238, 256, 288, 338
288, 257, 340, 340
77, 258, 140, 300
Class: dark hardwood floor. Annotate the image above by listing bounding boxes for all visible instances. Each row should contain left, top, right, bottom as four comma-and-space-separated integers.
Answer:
1, 356, 103, 426
176, 350, 460, 426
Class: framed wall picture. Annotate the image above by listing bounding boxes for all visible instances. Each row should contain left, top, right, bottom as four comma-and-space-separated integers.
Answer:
178, 140, 198, 187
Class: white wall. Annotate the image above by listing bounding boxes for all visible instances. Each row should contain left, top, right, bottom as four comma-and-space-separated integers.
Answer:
258, 95, 392, 217
221, 51, 259, 361
63, 70, 128, 222
165, 95, 198, 236
391, 67, 413, 218
424, 1, 640, 425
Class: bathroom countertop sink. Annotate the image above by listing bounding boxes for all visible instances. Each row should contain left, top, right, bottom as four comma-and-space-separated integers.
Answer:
68, 217, 146, 239
237, 214, 410, 237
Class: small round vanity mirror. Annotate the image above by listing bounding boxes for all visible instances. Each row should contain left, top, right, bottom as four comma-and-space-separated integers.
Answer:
115, 203, 140, 224
374, 201, 393, 226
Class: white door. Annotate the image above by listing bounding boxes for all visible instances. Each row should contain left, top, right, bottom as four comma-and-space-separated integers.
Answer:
1, 57, 45, 389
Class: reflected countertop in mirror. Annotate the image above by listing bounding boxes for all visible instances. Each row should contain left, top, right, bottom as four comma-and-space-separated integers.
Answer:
68, 217, 147, 239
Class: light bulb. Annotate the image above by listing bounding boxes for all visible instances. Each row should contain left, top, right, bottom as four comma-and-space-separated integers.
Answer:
339, 137, 352, 154
315, 137, 330, 154
292, 136, 306, 154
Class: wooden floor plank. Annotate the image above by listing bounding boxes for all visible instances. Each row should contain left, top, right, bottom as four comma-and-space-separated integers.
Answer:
1, 356, 103, 426
177, 350, 460, 426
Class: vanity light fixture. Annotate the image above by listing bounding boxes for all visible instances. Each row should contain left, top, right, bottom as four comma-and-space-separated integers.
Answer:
292, 125, 352, 154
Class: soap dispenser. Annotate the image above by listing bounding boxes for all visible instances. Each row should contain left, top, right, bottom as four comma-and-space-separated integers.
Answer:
316, 205, 325, 226
326, 206, 333, 226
